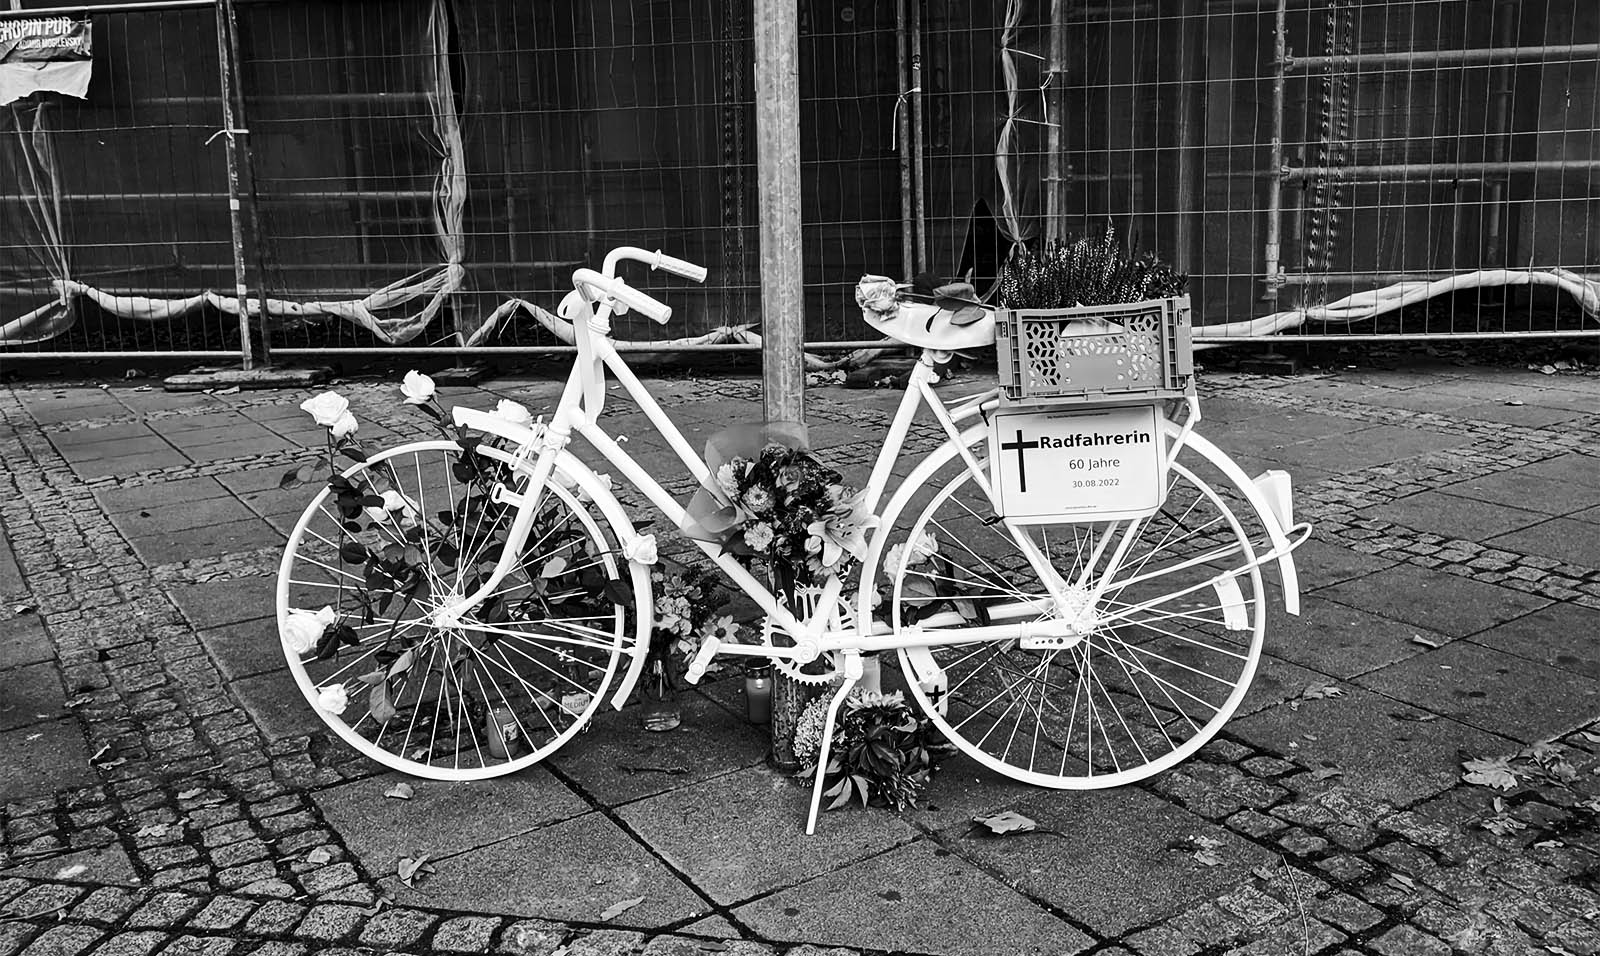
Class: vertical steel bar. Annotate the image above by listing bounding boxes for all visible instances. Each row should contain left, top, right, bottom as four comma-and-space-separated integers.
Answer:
1262, 0, 1288, 302
909, 0, 927, 272
1174, 0, 1205, 271
1045, 0, 1067, 243
896, 0, 914, 280
1484, 0, 1519, 267
221, 0, 270, 364
214, 0, 253, 369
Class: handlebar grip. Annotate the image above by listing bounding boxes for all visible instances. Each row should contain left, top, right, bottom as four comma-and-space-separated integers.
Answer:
572, 268, 672, 325
651, 250, 708, 284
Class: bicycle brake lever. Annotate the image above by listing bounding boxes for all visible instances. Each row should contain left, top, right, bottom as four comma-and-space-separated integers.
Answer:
685, 637, 721, 684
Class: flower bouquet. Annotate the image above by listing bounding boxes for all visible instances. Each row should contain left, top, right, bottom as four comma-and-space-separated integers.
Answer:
791, 690, 956, 811
683, 423, 877, 602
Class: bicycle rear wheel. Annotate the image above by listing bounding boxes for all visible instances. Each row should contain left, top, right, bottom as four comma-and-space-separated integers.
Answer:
886, 430, 1269, 788
277, 440, 631, 779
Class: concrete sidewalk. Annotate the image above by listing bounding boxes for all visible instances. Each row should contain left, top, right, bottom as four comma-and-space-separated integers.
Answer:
0, 359, 1598, 956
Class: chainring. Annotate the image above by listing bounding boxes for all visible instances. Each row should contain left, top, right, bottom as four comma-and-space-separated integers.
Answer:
762, 585, 855, 685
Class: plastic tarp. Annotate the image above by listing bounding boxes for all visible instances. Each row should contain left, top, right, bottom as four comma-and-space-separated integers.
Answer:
0, 0, 474, 348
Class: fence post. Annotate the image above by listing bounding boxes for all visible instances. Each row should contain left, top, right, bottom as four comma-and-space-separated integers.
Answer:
754, 0, 807, 771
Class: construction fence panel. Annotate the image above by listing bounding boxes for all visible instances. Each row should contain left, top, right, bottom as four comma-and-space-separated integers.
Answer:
2, 0, 1596, 361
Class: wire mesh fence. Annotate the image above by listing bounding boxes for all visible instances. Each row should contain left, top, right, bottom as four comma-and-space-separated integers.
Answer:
1, 0, 1596, 361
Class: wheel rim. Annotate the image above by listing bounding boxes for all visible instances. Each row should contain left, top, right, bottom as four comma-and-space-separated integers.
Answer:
277, 441, 626, 779
889, 453, 1266, 788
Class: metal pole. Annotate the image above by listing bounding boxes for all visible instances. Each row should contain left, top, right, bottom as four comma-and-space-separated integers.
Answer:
1284, 159, 1600, 180
221, 0, 271, 366
1484, 0, 1520, 268
1044, 0, 1067, 244
755, 0, 806, 772
755, 0, 805, 426
1262, 0, 1287, 302
214, 0, 253, 370
895, 0, 914, 280
1285, 41, 1595, 72
1173, 0, 1205, 271
909, 0, 927, 272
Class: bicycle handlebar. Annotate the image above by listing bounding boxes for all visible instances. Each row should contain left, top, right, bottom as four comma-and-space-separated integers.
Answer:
649, 250, 708, 283
572, 268, 672, 325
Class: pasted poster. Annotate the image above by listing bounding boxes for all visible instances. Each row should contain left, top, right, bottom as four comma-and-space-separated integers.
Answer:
0, 17, 92, 107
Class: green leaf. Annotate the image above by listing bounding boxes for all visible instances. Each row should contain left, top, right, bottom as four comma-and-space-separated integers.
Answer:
540, 557, 567, 579
416, 402, 443, 421
340, 446, 368, 464
280, 464, 312, 490
387, 650, 414, 679
339, 541, 369, 564
361, 494, 386, 508
357, 670, 385, 686
369, 682, 397, 725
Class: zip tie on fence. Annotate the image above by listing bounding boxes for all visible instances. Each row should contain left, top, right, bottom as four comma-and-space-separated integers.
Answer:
204, 128, 250, 146
889, 87, 921, 151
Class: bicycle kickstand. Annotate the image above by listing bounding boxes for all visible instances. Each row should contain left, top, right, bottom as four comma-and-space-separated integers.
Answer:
804, 651, 864, 835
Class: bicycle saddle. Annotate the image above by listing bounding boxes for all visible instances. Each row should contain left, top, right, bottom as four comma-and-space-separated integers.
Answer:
857, 276, 997, 351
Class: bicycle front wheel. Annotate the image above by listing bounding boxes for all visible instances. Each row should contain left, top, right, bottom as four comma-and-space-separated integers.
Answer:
277, 440, 631, 779
885, 429, 1268, 788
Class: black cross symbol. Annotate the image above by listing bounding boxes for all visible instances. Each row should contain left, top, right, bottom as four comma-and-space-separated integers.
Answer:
1000, 429, 1041, 493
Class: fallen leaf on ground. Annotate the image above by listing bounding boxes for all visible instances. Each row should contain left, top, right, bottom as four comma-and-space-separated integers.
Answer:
384, 782, 415, 800
135, 824, 170, 838
11, 604, 34, 615
216, 386, 241, 395
1533, 840, 1563, 849
54, 864, 87, 879
176, 788, 204, 800
1504, 399, 1525, 406
1482, 814, 1527, 836
1391, 711, 1440, 723
1310, 766, 1343, 781
1462, 756, 1520, 791
1580, 730, 1600, 744
1388, 873, 1416, 891
1290, 683, 1343, 710
599, 896, 645, 921
617, 765, 688, 776
972, 810, 1037, 835
305, 847, 334, 865
397, 855, 434, 888
1411, 635, 1441, 649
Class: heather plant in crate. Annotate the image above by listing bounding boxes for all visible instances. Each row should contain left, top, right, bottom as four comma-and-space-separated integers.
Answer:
998, 223, 1187, 310
993, 223, 1194, 404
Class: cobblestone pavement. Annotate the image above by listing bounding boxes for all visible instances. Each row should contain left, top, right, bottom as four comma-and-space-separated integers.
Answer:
0, 360, 1598, 956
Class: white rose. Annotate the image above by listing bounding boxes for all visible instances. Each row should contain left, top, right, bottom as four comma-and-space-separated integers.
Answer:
300, 391, 350, 427
494, 399, 533, 427
316, 684, 350, 716
884, 542, 907, 573
329, 411, 359, 440
908, 531, 939, 565
623, 533, 658, 565
281, 605, 336, 655
399, 370, 436, 405
855, 275, 900, 317
364, 489, 419, 526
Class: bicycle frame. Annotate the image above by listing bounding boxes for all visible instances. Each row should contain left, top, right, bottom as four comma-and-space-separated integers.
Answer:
444, 249, 1307, 701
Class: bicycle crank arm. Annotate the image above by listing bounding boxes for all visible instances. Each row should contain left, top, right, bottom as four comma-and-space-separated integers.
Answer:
684, 636, 822, 684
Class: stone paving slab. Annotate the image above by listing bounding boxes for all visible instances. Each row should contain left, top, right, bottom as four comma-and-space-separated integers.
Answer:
1316, 562, 1553, 639
616, 766, 918, 906
732, 838, 1096, 956
1353, 639, 1600, 744
1229, 686, 1516, 807
1468, 601, 1600, 680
